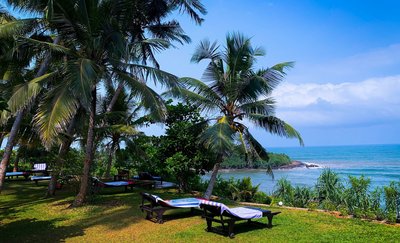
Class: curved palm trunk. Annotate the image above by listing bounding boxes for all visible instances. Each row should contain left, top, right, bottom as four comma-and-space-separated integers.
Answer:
0, 110, 24, 192
0, 132, 4, 148
71, 88, 96, 207
13, 146, 22, 172
203, 154, 223, 200
0, 36, 60, 193
46, 116, 77, 197
104, 138, 117, 179
106, 81, 124, 113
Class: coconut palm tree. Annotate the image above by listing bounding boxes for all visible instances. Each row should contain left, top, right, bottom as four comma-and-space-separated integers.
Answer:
0, 7, 57, 191
166, 33, 304, 199
20, 0, 206, 205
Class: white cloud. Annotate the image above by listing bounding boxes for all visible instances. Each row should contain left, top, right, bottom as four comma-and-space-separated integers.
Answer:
272, 76, 400, 127
288, 43, 400, 84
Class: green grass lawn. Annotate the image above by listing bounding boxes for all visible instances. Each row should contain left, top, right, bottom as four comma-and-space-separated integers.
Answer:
1, 180, 399, 243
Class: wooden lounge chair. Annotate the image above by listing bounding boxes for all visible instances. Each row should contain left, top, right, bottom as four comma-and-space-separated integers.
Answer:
5, 172, 30, 180
113, 169, 130, 181
32, 163, 48, 172
200, 200, 281, 239
92, 177, 135, 192
139, 192, 203, 223
135, 172, 163, 184
31, 176, 52, 185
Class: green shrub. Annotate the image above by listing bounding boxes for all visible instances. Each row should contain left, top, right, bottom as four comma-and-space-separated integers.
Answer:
383, 182, 400, 217
386, 212, 398, 224
344, 175, 371, 214
273, 178, 294, 206
293, 186, 314, 208
307, 201, 319, 211
321, 199, 337, 211
253, 191, 272, 204
338, 205, 349, 216
228, 177, 260, 202
316, 169, 344, 205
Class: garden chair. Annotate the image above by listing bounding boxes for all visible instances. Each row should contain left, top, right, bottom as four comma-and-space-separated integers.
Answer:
139, 192, 203, 223
113, 169, 130, 181
5, 171, 30, 180
136, 172, 163, 184
92, 177, 135, 192
199, 200, 281, 238
31, 175, 52, 185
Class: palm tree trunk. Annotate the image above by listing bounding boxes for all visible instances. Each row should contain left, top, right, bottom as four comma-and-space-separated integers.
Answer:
0, 110, 24, 192
203, 154, 223, 200
104, 139, 117, 179
106, 81, 124, 113
0, 36, 60, 193
71, 88, 96, 207
46, 116, 77, 197
0, 132, 4, 148
13, 146, 22, 172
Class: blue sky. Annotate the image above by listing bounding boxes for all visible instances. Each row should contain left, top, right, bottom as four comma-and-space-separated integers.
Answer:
144, 0, 400, 147
1, 0, 399, 148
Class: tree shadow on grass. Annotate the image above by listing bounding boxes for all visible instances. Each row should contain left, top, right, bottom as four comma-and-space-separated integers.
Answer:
0, 218, 85, 242
204, 220, 278, 238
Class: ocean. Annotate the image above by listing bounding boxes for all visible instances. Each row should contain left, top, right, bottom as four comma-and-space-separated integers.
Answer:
206, 144, 400, 194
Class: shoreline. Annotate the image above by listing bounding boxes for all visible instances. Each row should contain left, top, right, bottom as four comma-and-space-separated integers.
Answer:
219, 161, 319, 172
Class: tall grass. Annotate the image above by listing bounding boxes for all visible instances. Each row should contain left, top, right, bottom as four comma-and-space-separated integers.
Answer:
273, 169, 400, 223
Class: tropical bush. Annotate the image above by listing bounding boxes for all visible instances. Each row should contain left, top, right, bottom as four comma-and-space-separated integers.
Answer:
273, 168, 400, 223
253, 191, 272, 204
221, 150, 292, 169
316, 169, 344, 208
273, 178, 294, 205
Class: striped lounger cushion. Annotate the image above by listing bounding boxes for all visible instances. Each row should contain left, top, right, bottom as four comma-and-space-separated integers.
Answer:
200, 200, 263, 219
152, 195, 202, 208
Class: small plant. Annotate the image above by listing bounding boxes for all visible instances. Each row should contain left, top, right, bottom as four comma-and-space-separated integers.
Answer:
316, 169, 344, 205
337, 205, 349, 216
383, 182, 400, 219
344, 175, 371, 214
228, 177, 260, 202
307, 201, 319, 211
273, 178, 294, 206
293, 186, 314, 208
321, 199, 337, 211
253, 191, 272, 204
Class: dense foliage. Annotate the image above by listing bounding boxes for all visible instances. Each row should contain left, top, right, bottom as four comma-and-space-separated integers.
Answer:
113, 102, 215, 192
222, 148, 292, 169
273, 169, 400, 223
195, 176, 272, 204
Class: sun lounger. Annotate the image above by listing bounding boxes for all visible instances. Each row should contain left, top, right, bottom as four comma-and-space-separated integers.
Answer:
133, 172, 163, 184
31, 176, 52, 185
139, 192, 203, 223
32, 163, 48, 172
5, 172, 30, 180
200, 200, 281, 238
92, 177, 135, 192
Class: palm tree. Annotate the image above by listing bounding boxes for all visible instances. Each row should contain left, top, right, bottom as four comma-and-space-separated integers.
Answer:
25, 0, 206, 205
0, 7, 57, 191
167, 33, 303, 199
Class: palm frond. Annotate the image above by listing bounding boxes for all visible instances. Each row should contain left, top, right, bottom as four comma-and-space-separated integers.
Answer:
119, 63, 179, 89
8, 72, 55, 112
117, 72, 167, 121
238, 98, 276, 116
191, 39, 220, 63
34, 82, 79, 148
247, 113, 304, 146
172, 0, 207, 24
65, 58, 98, 110
199, 118, 235, 156
17, 36, 72, 55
